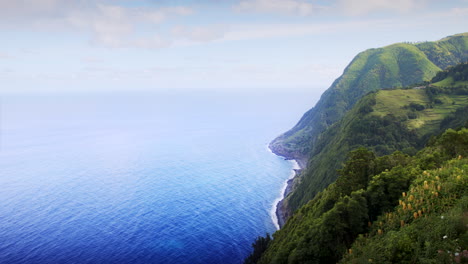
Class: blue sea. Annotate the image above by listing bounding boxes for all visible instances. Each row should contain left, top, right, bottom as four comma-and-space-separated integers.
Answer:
0, 91, 315, 264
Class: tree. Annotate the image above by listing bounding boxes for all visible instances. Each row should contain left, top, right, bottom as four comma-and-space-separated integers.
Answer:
336, 148, 376, 195
244, 234, 271, 264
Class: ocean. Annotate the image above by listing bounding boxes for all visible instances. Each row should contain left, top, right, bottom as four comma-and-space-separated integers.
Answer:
0, 91, 315, 264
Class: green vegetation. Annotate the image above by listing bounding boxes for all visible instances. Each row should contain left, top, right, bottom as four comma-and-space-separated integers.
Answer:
418, 33, 468, 70
248, 35, 468, 263
248, 128, 468, 264
245, 60, 468, 264
433, 76, 468, 88
284, 81, 468, 213
342, 158, 468, 264
270, 33, 468, 161
244, 234, 272, 264
432, 62, 468, 87
269, 34, 468, 225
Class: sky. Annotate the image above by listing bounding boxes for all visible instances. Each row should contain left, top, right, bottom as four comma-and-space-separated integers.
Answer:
1, 0, 468, 94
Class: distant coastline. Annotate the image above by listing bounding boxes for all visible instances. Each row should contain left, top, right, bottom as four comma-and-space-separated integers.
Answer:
267, 145, 306, 229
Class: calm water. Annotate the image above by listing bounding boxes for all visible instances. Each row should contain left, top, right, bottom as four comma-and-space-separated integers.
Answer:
0, 91, 315, 264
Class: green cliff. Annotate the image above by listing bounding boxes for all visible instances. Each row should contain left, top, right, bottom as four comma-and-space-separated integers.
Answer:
273, 33, 468, 215
270, 33, 468, 161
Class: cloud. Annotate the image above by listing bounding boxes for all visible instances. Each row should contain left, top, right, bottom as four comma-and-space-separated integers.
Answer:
66, 4, 194, 48
0, 1, 194, 49
0, 0, 77, 28
0, 0, 63, 17
338, 0, 424, 16
234, 0, 318, 16
0, 52, 13, 59
220, 20, 377, 42
82, 56, 104, 63
166, 18, 411, 46
172, 25, 228, 43
450, 7, 468, 16
131, 35, 172, 49
67, 4, 134, 47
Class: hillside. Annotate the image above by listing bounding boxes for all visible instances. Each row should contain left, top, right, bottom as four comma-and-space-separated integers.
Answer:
341, 156, 468, 263
432, 62, 468, 87
283, 77, 468, 214
248, 127, 468, 264
270, 33, 468, 161
245, 63, 468, 264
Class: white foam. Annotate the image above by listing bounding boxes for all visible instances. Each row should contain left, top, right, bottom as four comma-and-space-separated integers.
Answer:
266, 144, 273, 154
269, 158, 299, 230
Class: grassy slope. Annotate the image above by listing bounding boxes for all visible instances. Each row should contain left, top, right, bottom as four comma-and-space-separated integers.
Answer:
417, 33, 468, 70
373, 89, 468, 134
433, 76, 468, 87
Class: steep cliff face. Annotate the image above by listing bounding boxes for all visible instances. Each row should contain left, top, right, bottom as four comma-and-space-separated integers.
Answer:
270, 33, 468, 162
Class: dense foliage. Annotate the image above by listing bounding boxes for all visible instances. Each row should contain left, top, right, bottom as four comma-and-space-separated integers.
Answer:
342, 157, 468, 263
432, 62, 468, 83
249, 128, 468, 264
244, 234, 272, 264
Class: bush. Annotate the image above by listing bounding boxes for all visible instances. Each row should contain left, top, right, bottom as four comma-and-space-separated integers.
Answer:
409, 102, 426, 111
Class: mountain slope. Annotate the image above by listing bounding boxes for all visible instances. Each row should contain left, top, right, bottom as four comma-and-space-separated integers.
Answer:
270, 33, 468, 161
284, 70, 468, 215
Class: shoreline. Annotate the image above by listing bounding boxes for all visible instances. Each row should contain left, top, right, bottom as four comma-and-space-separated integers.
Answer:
267, 145, 306, 230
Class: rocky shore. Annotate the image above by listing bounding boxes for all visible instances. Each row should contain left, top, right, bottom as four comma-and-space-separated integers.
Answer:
268, 143, 307, 229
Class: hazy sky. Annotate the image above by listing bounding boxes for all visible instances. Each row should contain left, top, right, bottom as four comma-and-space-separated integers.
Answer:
1, 0, 467, 94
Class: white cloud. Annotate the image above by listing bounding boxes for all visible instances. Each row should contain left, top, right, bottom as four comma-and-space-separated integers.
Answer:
0, 0, 77, 28
450, 7, 468, 16
0, 1, 194, 49
166, 18, 414, 46
338, 0, 424, 16
0, 0, 460, 51
82, 56, 104, 63
66, 4, 195, 48
0, 52, 13, 59
172, 25, 228, 43
67, 4, 133, 47
131, 35, 172, 49
0, 0, 63, 17
139, 6, 194, 24
220, 20, 376, 41
234, 0, 318, 16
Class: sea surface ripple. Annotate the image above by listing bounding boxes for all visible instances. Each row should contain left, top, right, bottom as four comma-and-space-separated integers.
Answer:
0, 92, 312, 263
